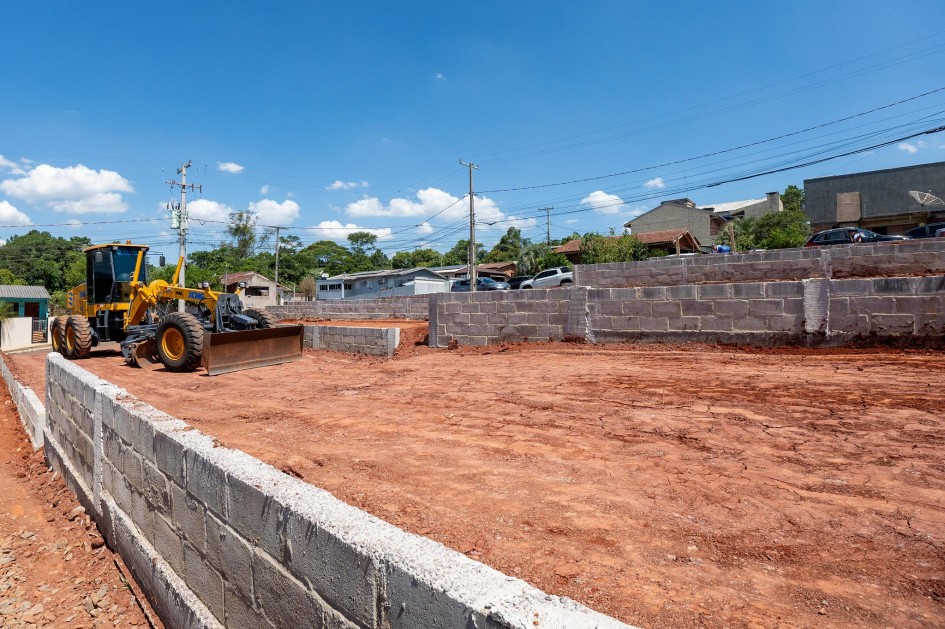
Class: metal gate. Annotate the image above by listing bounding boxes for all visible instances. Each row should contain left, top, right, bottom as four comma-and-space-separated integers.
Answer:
31, 318, 48, 344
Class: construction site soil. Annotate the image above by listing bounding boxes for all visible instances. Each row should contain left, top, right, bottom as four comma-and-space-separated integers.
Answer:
6, 333, 944, 629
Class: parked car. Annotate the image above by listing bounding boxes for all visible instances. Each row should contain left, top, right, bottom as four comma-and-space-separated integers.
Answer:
905, 222, 945, 239
804, 227, 908, 247
450, 277, 511, 292
519, 266, 573, 289
507, 275, 533, 289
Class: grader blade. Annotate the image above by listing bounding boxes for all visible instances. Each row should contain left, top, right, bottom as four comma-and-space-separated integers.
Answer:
201, 325, 304, 376
130, 340, 161, 370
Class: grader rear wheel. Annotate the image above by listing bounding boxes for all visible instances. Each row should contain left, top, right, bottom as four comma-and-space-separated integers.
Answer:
65, 315, 93, 359
51, 316, 69, 355
156, 312, 205, 372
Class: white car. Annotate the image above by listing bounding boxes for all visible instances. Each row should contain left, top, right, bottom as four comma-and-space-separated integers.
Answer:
520, 266, 573, 289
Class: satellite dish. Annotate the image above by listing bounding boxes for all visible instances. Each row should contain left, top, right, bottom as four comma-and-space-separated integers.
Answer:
908, 190, 945, 206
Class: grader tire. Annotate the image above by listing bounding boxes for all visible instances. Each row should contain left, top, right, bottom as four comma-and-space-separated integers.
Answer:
51, 316, 69, 356
156, 312, 204, 372
65, 315, 93, 359
244, 308, 278, 329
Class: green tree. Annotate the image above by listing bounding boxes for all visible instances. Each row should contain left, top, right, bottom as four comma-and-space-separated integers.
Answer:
485, 227, 526, 263
226, 211, 257, 259
346, 231, 378, 256
302, 240, 353, 276
369, 248, 390, 269
0, 230, 91, 292
0, 269, 27, 285
781, 185, 804, 213
718, 207, 809, 251
579, 232, 648, 264
441, 239, 486, 266
517, 242, 569, 275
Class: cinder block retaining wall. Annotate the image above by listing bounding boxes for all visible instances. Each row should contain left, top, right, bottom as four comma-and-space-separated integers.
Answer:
576, 239, 945, 288
303, 325, 400, 357
268, 295, 429, 321
431, 276, 945, 348
15, 352, 631, 629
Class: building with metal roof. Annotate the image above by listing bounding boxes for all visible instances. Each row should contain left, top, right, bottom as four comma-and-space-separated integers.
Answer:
0, 285, 51, 319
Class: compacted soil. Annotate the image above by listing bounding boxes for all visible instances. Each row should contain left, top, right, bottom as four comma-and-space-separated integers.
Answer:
0, 382, 160, 628
9, 340, 944, 628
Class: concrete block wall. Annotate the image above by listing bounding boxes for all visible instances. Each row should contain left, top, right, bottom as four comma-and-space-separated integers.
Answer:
304, 325, 400, 357
34, 352, 632, 629
0, 353, 45, 448
434, 276, 945, 348
268, 295, 429, 321
428, 289, 571, 347
576, 238, 945, 288
828, 275, 945, 339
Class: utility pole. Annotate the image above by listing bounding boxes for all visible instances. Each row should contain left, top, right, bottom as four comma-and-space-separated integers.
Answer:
273, 226, 281, 304
540, 207, 553, 245
166, 160, 201, 312
459, 160, 479, 291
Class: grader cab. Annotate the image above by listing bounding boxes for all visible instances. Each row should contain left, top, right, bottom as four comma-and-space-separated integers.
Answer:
52, 242, 303, 375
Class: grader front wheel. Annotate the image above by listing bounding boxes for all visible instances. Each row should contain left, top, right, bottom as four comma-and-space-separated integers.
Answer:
156, 312, 204, 372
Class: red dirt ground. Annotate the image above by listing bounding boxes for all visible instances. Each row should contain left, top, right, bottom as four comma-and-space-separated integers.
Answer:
8, 340, 945, 629
0, 382, 160, 628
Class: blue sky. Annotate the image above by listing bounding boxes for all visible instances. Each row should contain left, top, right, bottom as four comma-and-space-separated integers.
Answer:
2, 2, 945, 256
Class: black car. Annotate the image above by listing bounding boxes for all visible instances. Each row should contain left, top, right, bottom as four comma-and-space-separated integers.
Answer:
507, 275, 532, 289
905, 222, 945, 239
450, 277, 511, 292
804, 227, 908, 247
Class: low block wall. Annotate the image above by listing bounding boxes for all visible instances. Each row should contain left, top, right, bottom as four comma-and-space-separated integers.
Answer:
0, 353, 45, 448
576, 239, 945, 288
268, 295, 430, 321
303, 325, 400, 357
428, 289, 571, 347
34, 352, 630, 629
432, 276, 945, 348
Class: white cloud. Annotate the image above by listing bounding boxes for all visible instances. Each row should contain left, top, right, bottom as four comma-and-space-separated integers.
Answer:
580, 190, 626, 214
565, 218, 579, 224
249, 199, 300, 225
0, 200, 31, 225
260, 184, 270, 195
346, 187, 535, 232
186, 199, 233, 222
326, 180, 369, 191
0, 163, 133, 213
66, 219, 82, 228
217, 162, 245, 174
899, 142, 919, 154
435, 73, 446, 81
418, 222, 433, 235
0, 155, 26, 176
644, 177, 666, 189
308, 220, 392, 242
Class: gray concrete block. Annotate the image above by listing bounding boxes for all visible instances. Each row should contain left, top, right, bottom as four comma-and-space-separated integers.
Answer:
143, 459, 171, 514
206, 515, 255, 604
765, 282, 803, 298
284, 511, 379, 628
130, 488, 156, 543
830, 278, 872, 296
699, 316, 734, 332
829, 314, 870, 334
872, 277, 918, 295
171, 481, 207, 555
154, 430, 187, 488
679, 300, 714, 316
253, 549, 341, 629
225, 473, 287, 560
870, 313, 915, 334
225, 582, 274, 629
732, 283, 766, 298
748, 299, 785, 316
714, 300, 749, 317
184, 541, 225, 620
697, 283, 733, 299
186, 449, 228, 519
154, 513, 185, 578
766, 314, 801, 333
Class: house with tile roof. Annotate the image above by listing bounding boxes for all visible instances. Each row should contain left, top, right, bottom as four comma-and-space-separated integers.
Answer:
624, 193, 782, 250
554, 230, 701, 263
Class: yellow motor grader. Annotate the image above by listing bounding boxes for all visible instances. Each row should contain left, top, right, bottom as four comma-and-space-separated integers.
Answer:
52, 242, 303, 375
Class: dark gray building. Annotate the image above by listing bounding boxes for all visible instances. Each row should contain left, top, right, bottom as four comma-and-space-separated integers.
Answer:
804, 161, 945, 234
